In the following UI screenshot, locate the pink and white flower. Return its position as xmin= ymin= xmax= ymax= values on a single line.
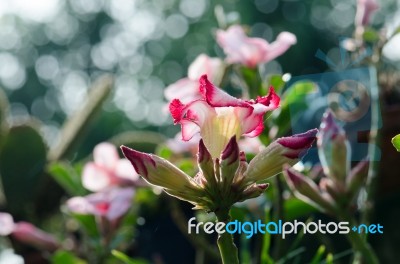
xmin=82 ymin=142 xmax=141 ymax=192
xmin=164 ymin=54 xmax=224 ymax=104
xmin=355 ymin=0 xmax=379 ymax=27
xmin=169 ymin=75 xmax=280 ymax=158
xmin=216 ymin=25 xmax=297 ymax=68
xmin=66 ymin=187 xmax=134 ymax=222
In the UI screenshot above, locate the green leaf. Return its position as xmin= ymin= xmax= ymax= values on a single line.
xmin=392 ymin=134 xmax=400 ymax=152
xmin=0 ymin=123 xmax=47 ymax=215
xmin=363 ymin=28 xmax=380 ymax=43
xmin=70 ymin=213 xmax=100 ymax=238
xmin=261 ymin=209 xmax=274 ymax=264
xmin=310 ymin=245 xmax=326 ymax=264
xmin=239 ymin=66 xmax=262 ymax=99
xmin=268 ymin=74 xmax=286 ymax=95
xmin=51 ymin=250 xmax=87 ymax=264
xmin=47 ymin=162 xmax=87 ymax=196
xmin=48 ymin=75 xmax=113 ymax=161
xmin=111 ymin=250 xmax=148 ymax=264
xmin=284 ymin=198 xmax=316 ymax=221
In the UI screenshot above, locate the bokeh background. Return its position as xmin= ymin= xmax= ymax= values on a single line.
xmin=1 ymin=0 xmax=400 ymax=263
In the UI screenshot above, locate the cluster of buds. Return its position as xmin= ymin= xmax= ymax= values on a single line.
xmin=284 ymin=111 xmax=369 ymax=214
xmin=122 ymin=75 xmax=317 ymax=213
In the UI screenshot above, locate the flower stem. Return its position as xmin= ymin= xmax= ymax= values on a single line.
xmin=338 ymin=211 xmax=379 ymax=264
xmin=215 ymin=209 xmax=239 ymax=264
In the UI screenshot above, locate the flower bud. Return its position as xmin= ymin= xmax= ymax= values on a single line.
xmin=12 ymin=222 xmax=59 ymax=252
xmin=197 ymin=139 xmax=217 ymax=188
xmin=346 ymin=159 xmax=369 ymax=201
xmin=244 ymin=129 xmax=318 ymax=184
xmin=220 ymin=136 xmax=240 ymax=192
xmin=239 ymin=183 xmax=269 ymax=201
xmin=318 ymin=111 xmax=350 ymax=183
xmin=284 ymin=167 xmax=335 ymax=213
xmin=121 ymin=146 xmax=204 ymax=201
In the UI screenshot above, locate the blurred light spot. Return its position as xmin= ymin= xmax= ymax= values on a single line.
xmin=114 ymin=74 xmax=139 ymax=111
xmin=147 ymin=100 xmax=169 ymax=125
xmin=45 ymin=13 xmax=79 ymax=45
xmin=35 ymin=55 xmax=59 ymax=80
xmin=106 ymin=0 xmax=136 ymax=21
xmin=70 ymin=0 xmax=104 ymax=15
xmin=125 ymin=98 xmax=148 ymax=122
xmin=310 ymin=5 xmax=330 ymax=30
xmin=40 ymin=123 xmax=60 ymax=147
xmin=0 ymin=17 xmax=21 ymax=50
xmin=126 ymin=11 xmax=159 ymax=40
xmin=251 ymin=23 xmax=273 ymax=41
xmin=141 ymin=77 xmax=164 ymax=101
xmin=91 ymin=43 xmax=117 ymax=70
xmin=282 ymin=73 xmax=292 ymax=82
xmin=330 ymin=3 xmax=353 ymax=28
xmin=165 ymin=14 xmax=189 ymax=39
xmin=6 ymin=0 xmax=61 ymax=23
xmin=254 ymin=0 xmax=278 ymax=14
xmin=31 ymin=97 xmax=54 ymax=121
xmin=180 ymin=0 xmax=208 ymax=19
xmin=59 ymin=71 xmax=88 ymax=115
xmin=0 ymin=53 xmax=26 ymax=90
xmin=282 ymin=2 xmax=306 ymax=22
xmin=8 ymin=103 xmax=29 ymax=125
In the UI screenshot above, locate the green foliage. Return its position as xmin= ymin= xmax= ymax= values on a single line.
xmin=392 ymin=134 xmax=400 ymax=152
xmin=51 ymin=250 xmax=87 ymax=264
xmin=0 ymin=123 xmax=47 ymax=215
xmin=0 ymin=88 xmax=9 ymax=147
xmin=47 ymin=162 xmax=87 ymax=196
xmin=363 ymin=28 xmax=380 ymax=43
xmin=111 ymin=250 xmax=148 ymax=264
xmin=269 ymin=80 xmax=317 ymax=138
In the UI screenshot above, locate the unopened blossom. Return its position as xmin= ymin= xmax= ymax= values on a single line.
xmin=82 ymin=142 xmax=142 ymax=192
xmin=216 ymin=25 xmax=297 ymax=68
xmin=66 ymin=187 xmax=134 ymax=222
xmin=0 ymin=213 xmax=59 ymax=252
xmin=284 ymin=110 xmax=369 ymax=213
xmin=355 ymin=0 xmax=379 ymax=27
xmin=169 ymin=75 xmax=280 ymax=158
xmin=164 ymin=54 xmax=225 ymax=103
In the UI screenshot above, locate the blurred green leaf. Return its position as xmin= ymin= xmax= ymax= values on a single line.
xmin=310 ymin=245 xmax=326 ymax=264
xmin=110 ymin=131 xmax=166 ymax=154
xmin=363 ymin=28 xmax=380 ymax=43
xmin=111 ymin=250 xmax=148 ymax=264
xmin=239 ymin=66 xmax=262 ymax=99
xmin=325 ymin=253 xmax=333 ymax=264
xmin=156 ymin=145 xmax=173 ymax=159
xmin=48 ymin=75 xmax=113 ymax=161
xmin=284 ymin=198 xmax=316 ymax=221
xmin=51 ymin=250 xmax=87 ymax=264
xmin=47 ymin=162 xmax=87 ymax=196
xmin=70 ymin=213 xmax=99 ymax=238
xmin=0 ymin=123 xmax=46 ymax=215
xmin=392 ymin=134 xmax=400 ymax=152
xmin=261 ymin=209 xmax=274 ymax=264
xmin=269 ymin=81 xmax=317 ymax=138
xmin=268 ymin=75 xmax=286 ymax=95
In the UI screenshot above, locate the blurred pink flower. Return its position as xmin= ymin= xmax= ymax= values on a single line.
xmin=66 ymin=187 xmax=134 ymax=222
xmin=164 ymin=54 xmax=224 ymax=104
xmin=355 ymin=0 xmax=379 ymax=27
xmin=216 ymin=25 xmax=297 ymax=68
xmin=0 ymin=212 xmax=59 ymax=252
xmin=238 ymin=136 xmax=264 ymax=154
xmin=169 ymin=75 xmax=280 ymax=158
xmin=82 ymin=142 xmax=141 ymax=192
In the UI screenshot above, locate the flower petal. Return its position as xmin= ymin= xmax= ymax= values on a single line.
xmin=0 ymin=213 xmax=15 ymax=236
xmin=263 ymin=32 xmax=297 ymax=62
xmin=188 ymin=54 xmax=224 ymax=83
xmin=82 ymin=162 xmax=113 ymax=192
xmin=164 ymin=78 xmax=200 ymax=103
xmin=199 ymin=75 xmax=249 ymax=108
xmin=93 ymin=142 xmax=119 ymax=169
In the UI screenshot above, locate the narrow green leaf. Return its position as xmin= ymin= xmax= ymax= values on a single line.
xmin=48 ymin=75 xmax=113 ymax=161
xmin=392 ymin=134 xmax=400 ymax=152
xmin=325 ymin=253 xmax=334 ymax=264
xmin=261 ymin=209 xmax=274 ymax=264
xmin=111 ymin=250 xmax=148 ymax=264
xmin=310 ymin=245 xmax=326 ymax=264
